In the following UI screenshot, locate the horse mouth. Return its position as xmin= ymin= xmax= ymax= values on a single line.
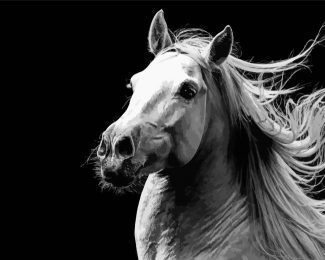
xmin=102 ymin=164 xmax=144 ymax=188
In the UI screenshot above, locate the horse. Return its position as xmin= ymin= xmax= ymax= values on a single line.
xmin=96 ymin=10 xmax=325 ymax=260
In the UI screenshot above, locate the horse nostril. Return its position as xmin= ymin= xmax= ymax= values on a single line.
xmin=97 ymin=138 xmax=109 ymax=158
xmin=115 ymin=136 xmax=134 ymax=158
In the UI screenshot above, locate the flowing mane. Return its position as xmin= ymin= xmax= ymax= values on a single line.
xmin=155 ymin=27 xmax=325 ymax=260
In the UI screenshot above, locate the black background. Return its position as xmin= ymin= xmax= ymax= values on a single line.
xmin=5 ymin=1 xmax=325 ymax=259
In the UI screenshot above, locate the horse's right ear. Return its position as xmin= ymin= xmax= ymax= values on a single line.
xmin=148 ymin=10 xmax=172 ymax=55
xmin=205 ymin=25 xmax=233 ymax=65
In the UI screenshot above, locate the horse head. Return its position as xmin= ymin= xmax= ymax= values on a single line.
xmin=97 ymin=10 xmax=233 ymax=191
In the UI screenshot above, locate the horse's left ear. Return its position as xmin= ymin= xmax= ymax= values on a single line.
xmin=148 ymin=10 xmax=173 ymax=55
xmin=205 ymin=25 xmax=233 ymax=65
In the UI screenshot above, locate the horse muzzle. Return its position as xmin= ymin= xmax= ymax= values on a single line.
xmin=97 ymin=121 xmax=172 ymax=188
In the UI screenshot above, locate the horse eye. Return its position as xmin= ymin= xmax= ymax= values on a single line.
xmin=179 ymin=83 xmax=197 ymax=100
xmin=125 ymin=78 xmax=134 ymax=90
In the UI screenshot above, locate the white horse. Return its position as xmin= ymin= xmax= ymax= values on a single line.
xmin=96 ymin=10 xmax=325 ymax=260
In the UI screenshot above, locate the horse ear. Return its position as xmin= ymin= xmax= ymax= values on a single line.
xmin=148 ymin=10 xmax=172 ymax=55
xmin=205 ymin=25 xmax=233 ymax=65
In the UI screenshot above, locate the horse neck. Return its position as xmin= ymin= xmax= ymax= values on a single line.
xmin=135 ymin=99 xmax=253 ymax=259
